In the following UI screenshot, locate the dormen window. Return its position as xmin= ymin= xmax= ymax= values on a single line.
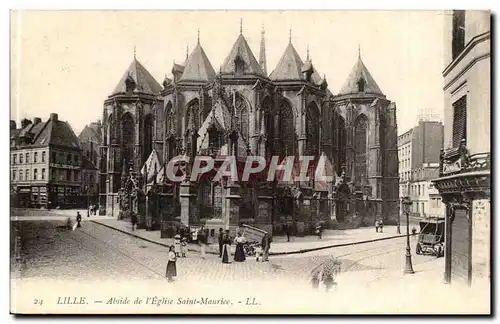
xmin=452 ymin=10 xmax=466 ymax=60
xmin=452 ymin=95 xmax=467 ymax=148
xmin=234 ymin=55 xmax=245 ymax=74
xmin=357 ymin=77 xmax=366 ymax=92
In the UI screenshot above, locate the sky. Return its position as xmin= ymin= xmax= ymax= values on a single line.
xmin=10 ymin=10 xmax=445 ymax=136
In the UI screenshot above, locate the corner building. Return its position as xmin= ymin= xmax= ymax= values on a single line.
xmin=99 ymin=27 xmax=399 ymax=237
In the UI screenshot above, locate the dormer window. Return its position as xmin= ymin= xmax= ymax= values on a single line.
xmin=125 ymin=73 xmax=136 ymax=93
xmin=234 ymin=55 xmax=245 ymax=74
xmin=357 ymin=77 xmax=366 ymax=92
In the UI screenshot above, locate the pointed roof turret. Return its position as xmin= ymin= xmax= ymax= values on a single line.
xmin=221 ymin=33 xmax=264 ymax=75
xmin=179 ymin=39 xmax=216 ymax=83
xmin=338 ymin=54 xmax=384 ymax=96
xmin=259 ymin=25 xmax=267 ymax=76
xmin=111 ymin=57 xmax=162 ymax=96
xmin=269 ymin=42 xmax=304 ymax=81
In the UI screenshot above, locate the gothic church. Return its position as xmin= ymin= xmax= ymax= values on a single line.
xmin=98 ymin=25 xmax=399 ymax=236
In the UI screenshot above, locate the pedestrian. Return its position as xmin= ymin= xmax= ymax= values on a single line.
xmin=412 ymin=227 xmax=417 ymax=236
xmin=131 ymin=213 xmax=137 ymax=231
xmin=285 ymin=224 xmax=291 ymax=242
xmin=76 ymin=212 xmax=82 ymax=228
xmin=316 ymin=225 xmax=323 ymax=239
xmin=174 ymin=231 xmax=181 ymax=257
xmin=233 ymin=232 xmax=246 ymax=262
xmin=218 ymin=228 xmax=224 ymax=258
xmin=311 ymin=272 xmax=320 ymax=289
xmin=261 ymin=233 xmax=271 ymax=262
xmin=379 ymin=220 xmax=384 ymax=233
xmin=322 ymin=270 xmax=336 ymax=292
xmin=165 ymin=245 xmax=177 ymax=282
xmin=180 ymin=237 xmax=188 ymax=258
xmin=191 ymin=228 xmax=197 ymax=244
xmin=221 ymin=230 xmax=231 ymax=264
xmin=198 ymin=227 xmax=206 ymax=258
xmin=375 ymin=220 xmax=379 ymax=233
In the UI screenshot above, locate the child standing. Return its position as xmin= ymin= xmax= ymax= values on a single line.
xmin=180 ymin=237 xmax=188 ymax=258
xmin=174 ymin=232 xmax=181 ymax=257
xmin=254 ymin=244 xmax=263 ymax=262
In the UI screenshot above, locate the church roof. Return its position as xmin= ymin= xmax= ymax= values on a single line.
xmin=221 ymin=34 xmax=263 ymax=75
xmin=338 ymin=56 xmax=383 ymax=96
xmin=111 ymin=58 xmax=163 ymax=96
xmin=179 ymin=43 xmax=216 ymax=83
xmin=269 ymin=43 xmax=304 ymax=81
xmin=78 ymin=123 xmax=102 ymax=144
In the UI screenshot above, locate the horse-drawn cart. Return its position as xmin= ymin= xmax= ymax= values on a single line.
xmin=240 ymin=224 xmax=268 ymax=256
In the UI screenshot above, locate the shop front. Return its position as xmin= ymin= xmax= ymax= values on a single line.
xmin=433 ymin=141 xmax=490 ymax=287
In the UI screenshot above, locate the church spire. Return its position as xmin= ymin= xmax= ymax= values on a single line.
xmin=289 ymin=29 xmax=292 ymax=44
xmin=133 ymin=45 xmax=136 ymax=59
xmin=240 ymin=18 xmax=243 ymax=34
xmin=259 ymin=24 xmax=267 ymax=76
xmin=358 ymin=44 xmax=361 ymax=59
xmin=197 ymin=29 xmax=200 ymax=44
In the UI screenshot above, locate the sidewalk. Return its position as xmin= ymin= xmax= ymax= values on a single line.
xmin=91 ymin=218 xmax=409 ymax=256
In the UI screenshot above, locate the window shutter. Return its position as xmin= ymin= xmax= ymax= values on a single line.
xmin=452 ymin=96 xmax=467 ymax=148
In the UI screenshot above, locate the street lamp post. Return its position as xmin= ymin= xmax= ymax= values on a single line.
xmin=402 ymin=196 xmax=414 ymax=274
xmin=397 ymin=198 xmax=401 ymax=234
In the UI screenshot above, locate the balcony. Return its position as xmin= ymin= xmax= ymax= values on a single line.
xmin=439 ymin=140 xmax=490 ymax=177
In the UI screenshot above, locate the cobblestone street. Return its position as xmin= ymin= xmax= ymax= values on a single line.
xmin=11 ymin=218 xmax=488 ymax=314
xmin=11 ymin=217 xmax=442 ymax=284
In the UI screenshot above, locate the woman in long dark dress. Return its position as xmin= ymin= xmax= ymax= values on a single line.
xmin=233 ymin=232 xmax=246 ymax=262
xmin=221 ymin=231 xmax=231 ymax=264
xmin=165 ymin=245 xmax=177 ymax=282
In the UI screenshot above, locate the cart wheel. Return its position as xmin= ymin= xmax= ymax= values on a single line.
xmin=416 ymin=243 xmax=422 ymax=255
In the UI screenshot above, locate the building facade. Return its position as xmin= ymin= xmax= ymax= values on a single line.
xmin=433 ymin=10 xmax=490 ymax=288
xmin=99 ymin=27 xmax=400 ymax=236
xmin=398 ymin=120 xmax=445 ymax=221
xmin=10 ymin=113 xmax=86 ymax=208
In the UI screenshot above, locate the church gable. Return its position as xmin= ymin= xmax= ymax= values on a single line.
xmin=221 ymin=34 xmax=264 ymax=76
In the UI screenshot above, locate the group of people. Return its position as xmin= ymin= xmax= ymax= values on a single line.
xmin=219 ymin=229 xmax=272 ymax=264
xmin=88 ymin=204 xmax=99 ymax=216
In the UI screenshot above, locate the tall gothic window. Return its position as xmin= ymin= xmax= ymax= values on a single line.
xmin=260 ymin=97 xmax=274 ymax=154
xmin=338 ymin=116 xmax=347 ymax=174
xmin=280 ymin=100 xmax=295 ymax=156
xmin=306 ymin=103 xmax=320 ymax=156
xmin=235 ymin=94 xmax=249 ymax=141
xmin=164 ymin=101 xmax=173 ymax=136
xmin=121 ymin=113 xmax=135 ymax=167
xmin=213 ymin=183 xmax=223 ymax=219
xmin=355 ymin=115 xmax=368 ymax=183
xmin=107 ymin=114 xmax=114 ymax=145
xmin=144 ymin=114 xmax=154 ymax=160
xmin=185 ymin=100 xmax=200 ymax=157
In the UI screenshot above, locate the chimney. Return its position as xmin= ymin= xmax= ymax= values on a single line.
xmin=50 ymin=113 xmax=58 ymax=121
xmin=10 ymin=120 xmax=16 ymax=130
xmin=21 ymin=118 xmax=32 ymax=128
xmin=34 ymin=117 xmax=42 ymax=124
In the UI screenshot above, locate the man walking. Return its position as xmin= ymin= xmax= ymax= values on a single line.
xmin=218 ymin=228 xmax=224 ymax=258
xmin=76 ymin=211 xmax=82 ymax=228
xmin=262 ymin=233 xmax=271 ymax=262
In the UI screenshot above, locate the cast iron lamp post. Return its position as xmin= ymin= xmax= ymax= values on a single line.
xmin=402 ymin=196 xmax=414 ymax=274
xmin=397 ymin=198 xmax=402 ymax=234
